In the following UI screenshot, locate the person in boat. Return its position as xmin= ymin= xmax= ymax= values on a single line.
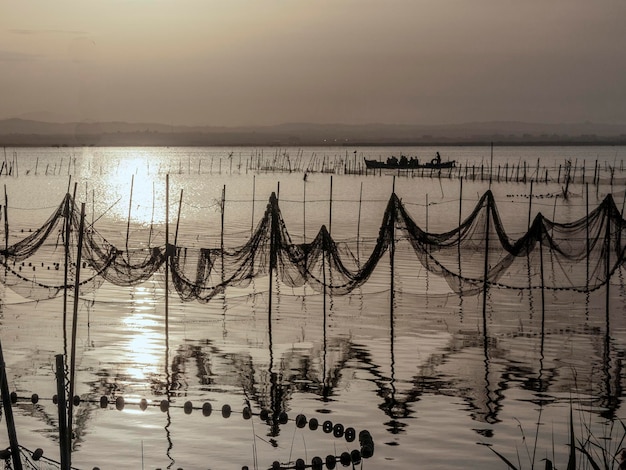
xmin=409 ymin=157 xmax=419 ymax=167
xmin=399 ymin=155 xmax=408 ymax=167
xmin=431 ymin=152 xmax=442 ymax=166
xmin=387 ymin=156 xmax=398 ymax=166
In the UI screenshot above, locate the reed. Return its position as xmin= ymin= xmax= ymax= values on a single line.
xmin=487 ymin=406 xmax=626 ymax=470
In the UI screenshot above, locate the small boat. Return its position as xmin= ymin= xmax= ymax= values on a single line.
xmin=364 ymin=152 xmax=455 ymax=170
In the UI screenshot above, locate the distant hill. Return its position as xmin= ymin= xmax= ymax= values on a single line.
xmin=1 ymin=118 xmax=626 ymax=146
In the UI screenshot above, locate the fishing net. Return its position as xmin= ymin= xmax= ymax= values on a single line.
xmin=1 ymin=191 xmax=625 ymax=302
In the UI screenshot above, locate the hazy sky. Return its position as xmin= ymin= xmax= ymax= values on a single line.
xmin=2 ymin=0 xmax=626 ymax=126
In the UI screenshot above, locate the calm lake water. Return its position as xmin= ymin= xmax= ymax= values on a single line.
xmin=1 ymin=145 xmax=626 ymax=469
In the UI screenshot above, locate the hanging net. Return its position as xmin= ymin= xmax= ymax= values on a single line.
xmin=0 ymin=190 xmax=624 ymax=302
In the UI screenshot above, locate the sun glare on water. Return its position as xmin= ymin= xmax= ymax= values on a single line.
xmin=92 ymin=149 xmax=168 ymax=226
xmin=120 ymin=286 xmax=163 ymax=381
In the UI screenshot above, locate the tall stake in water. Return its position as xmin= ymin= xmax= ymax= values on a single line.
xmin=251 ymin=175 xmax=256 ymax=237
xmin=389 ymin=177 xmax=397 ymax=412
xmin=221 ymin=185 xmax=225 ymax=284
xmin=458 ymin=178 xmax=463 ymax=295
xmin=303 ymin=175 xmax=306 ymax=243
xmin=489 ymin=142 xmax=493 ymax=189
xmin=482 ymin=192 xmax=492 ymax=340
xmin=0 ymin=336 xmax=22 ymax=470
xmin=603 ymin=195 xmax=612 ymax=403
xmin=329 ymin=175 xmax=333 ymax=235
xmin=126 ymin=175 xmax=134 ymax=253
xmin=538 ymin=219 xmax=546 ymax=376
xmin=527 ymin=180 xmax=534 ymax=231
xmin=164 ymin=175 xmax=170 ymax=387
xmin=322 ymin=176 xmax=334 ymax=391
xmin=68 ymin=203 xmax=86 ymax=468
xmin=356 ymin=181 xmax=363 ymax=265
xmin=63 ymin=182 xmax=77 ymax=357
xmin=174 ymin=190 xmax=183 ymax=248
xmin=586 ymin=184 xmax=590 ymax=291
xmin=4 ymin=184 xmax=9 ymax=252
xmin=268 ymin=190 xmax=278 ymax=376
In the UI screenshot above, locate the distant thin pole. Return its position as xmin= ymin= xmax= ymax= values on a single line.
xmin=126 ymin=175 xmax=134 ymax=253
xmin=148 ymin=182 xmax=155 ymax=247
xmin=174 ymin=189 xmax=183 ymax=247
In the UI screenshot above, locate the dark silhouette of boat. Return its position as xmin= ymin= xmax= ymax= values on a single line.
xmin=364 ymin=152 xmax=456 ymax=170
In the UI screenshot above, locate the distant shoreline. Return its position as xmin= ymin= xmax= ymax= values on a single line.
xmin=2 ymin=118 xmax=625 ymax=147
xmin=2 ymin=135 xmax=626 ymax=147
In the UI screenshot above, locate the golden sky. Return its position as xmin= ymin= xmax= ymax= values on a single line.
xmin=1 ymin=0 xmax=625 ymax=126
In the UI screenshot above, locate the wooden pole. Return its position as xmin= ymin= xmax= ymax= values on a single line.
xmin=221 ymin=185 xmax=225 ymax=284
xmin=389 ymin=179 xmax=396 ymax=392
xmin=489 ymin=142 xmax=494 ymax=189
xmin=482 ymin=192 xmax=492 ymax=338
xmin=268 ymin=191 xmax=277 ymax=340
xmin=67 ymin=203 xmax=86 ymax=467
xmin=329 ymin=175 xmax=333 ymax=236
xmin=586 ymin=184 xmax=590 ymax=291
xmin=322 ymin=220 xmax=328 ymax=391
xmin=458 ymin=178 xmax=464 ymax=294
xmin=0 ymin=339 xmax=23 ymax=470
xmin=164 ymin=174 xmax=170 ymax=375
xmin=63 ymin=184 xmax=77 ymax=354
xmin=251 ymin=175 xmax=256 ymax=237
xmin=605 ymin=198 xmax=611 ymax=331
xmin=528 ymin=180 xmax=533 ymax=231
xmin=357 ymin=181 xmax=363 ymax=265
xmin=4 ymin=185 xmax=8 ymax=252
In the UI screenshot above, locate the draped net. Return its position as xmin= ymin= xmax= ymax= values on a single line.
xmin=1 ymin=191 xmax=624 ymax=302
